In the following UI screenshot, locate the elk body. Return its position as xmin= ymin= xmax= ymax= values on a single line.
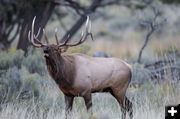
xmin=28 ymin=16 xmax=133 ymax=119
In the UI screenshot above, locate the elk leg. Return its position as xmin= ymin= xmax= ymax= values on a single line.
xmin=65 ymin=95 xmax=74 ymax=117
xmin=124 ymin=96 xmax=133 ymax=119
xmin=83 ymin=93 xmax=92 ymax=114
xmin=121 ymin=106 xmax=126 ymax=119
xmin=119 ymin=97 xmax=126 ymax=119
xmin=110 ymin=89 xmax=126 ymax=119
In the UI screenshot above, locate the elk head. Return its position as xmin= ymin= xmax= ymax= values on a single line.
xmin=28 ymin=16 xmax=93 ymax=59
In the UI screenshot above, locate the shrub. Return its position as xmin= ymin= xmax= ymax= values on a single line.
xmin=131 ymin=63 xmax=151 ymax=87
xmin=22 ymin=49 xmax=46 ymax=74
xmin=0 ymin=67 xmax=41 ymax=104
xmin=0 ymin=49 xmax=46 ymax=75
xmin=0 ymin=50 xmax=24 ymax=71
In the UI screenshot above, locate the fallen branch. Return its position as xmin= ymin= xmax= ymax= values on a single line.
xmin=144 ymin=59 xmax=175 ymax=68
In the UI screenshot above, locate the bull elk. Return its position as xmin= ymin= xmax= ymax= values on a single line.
xmin=28 ymin=16 xmax=133 ymax=119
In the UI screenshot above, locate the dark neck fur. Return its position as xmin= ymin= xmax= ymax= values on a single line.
xmin=45 ymin=53 xmax=76 ymax=90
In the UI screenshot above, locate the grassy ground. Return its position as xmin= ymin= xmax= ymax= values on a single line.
xmin=0 ymin=72 xmax=179 ymax=119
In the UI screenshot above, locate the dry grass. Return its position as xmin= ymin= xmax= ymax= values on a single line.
xmin=0 ymin=73 xmax=179 ymax=119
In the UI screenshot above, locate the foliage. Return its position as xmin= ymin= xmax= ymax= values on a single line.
xmin=0 ymin=50 xmax=24 ymax=71
xmin=22 ymin=48 xmax=46 ymax=74
xmin=0 ymin=49 xmax=46 ymax=75
xmin=0 ymin=67 xmax=40 ymax=104
xmin=131 ymin=63 xmax=151 ymax=86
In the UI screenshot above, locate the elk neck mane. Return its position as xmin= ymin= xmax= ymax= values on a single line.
xmin=45 ymin=52 xmax=76 ymax=89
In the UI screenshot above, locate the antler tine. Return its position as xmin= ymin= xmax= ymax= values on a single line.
xmin=84 ymin=16 xmax=93 ymax=41
xmin=86 ymin=16 xmax=90 ymax=32
xmin=64 ymin=34 xmax=70 ymax=44
xmin=87 ymin=18 xmax=93 ymax=41
xmin=28 ymin=31 xmax=32 ymax=43
xmin=58 ymin=34 xmax=70 ymax=46
xmin=34 ymin=28 xmax=43 ymax=44
xmin=43 ymin=29 xmax=49 ymax=44
xmin=55 ymin=28 xmax=59 ymax=45
xmin=63 ymin=16 xmax=93 ymax=47
xmin=28 ymin=16 xmax=44 ymax=47
xmin=78 ymin=16 xmax=91 ymax=42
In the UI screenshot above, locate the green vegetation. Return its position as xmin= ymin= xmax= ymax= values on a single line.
xmin=0 ymin=48 xmax=179 ymax=119
xmin=0 ymin=66 xmax=179 ymax=119
xmin=0 ymin=67 xmax=40 ymax=104
xmin=0 ymin=49 xmax=46 ymax=75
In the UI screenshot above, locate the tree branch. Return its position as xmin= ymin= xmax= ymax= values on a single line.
xmin=60 ymin=0 xmax=103 ymax=43
xmin=137 ymin=7 xmax=166 ymax=63
xmin=53 ymin=0 xmax=85 ymax=15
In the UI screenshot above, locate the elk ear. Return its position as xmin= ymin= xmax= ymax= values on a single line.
xmin=59 ymin=46 xmax=69 ymax=53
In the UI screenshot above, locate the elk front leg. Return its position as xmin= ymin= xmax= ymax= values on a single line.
xmin=83 ymin=93 xmax=92 ymax=114
xmin=65 ymin=95 xmax=74 ymax=117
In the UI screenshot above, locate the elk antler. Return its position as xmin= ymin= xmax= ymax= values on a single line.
xmin=29 ymin=16 xmax=93 ymax=48
xmin=58 ymin=16 xmax=93 ymax=47
xmin=55 ymin=28 xmax=59 ymax=45
xmin=28 ymin=16 xmax=47 ymax=47
xmin=43 ymin=29 xmax=49 ymax=44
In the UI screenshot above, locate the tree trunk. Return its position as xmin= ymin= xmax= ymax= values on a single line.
xmin=0 ymin=34 xmax=9 ymax=50
xmin=17 ymin=2 xmax=55 ymax=53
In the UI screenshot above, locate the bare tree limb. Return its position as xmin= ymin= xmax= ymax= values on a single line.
xmin=149 ymin=65 xmax=180 ymax=73
xmin=144 ymin=59 xmax=175 ymax=68
xmin=137 ymin=7 xmax=166 ymax=63
xmin=53 ymin=0 xmax=85 ymax=15
xmin=60 ymin=0 xmax=103 ymax=43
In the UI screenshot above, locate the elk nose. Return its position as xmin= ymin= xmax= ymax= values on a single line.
xmin=43 ymin=46 xmax=49 ymax=53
